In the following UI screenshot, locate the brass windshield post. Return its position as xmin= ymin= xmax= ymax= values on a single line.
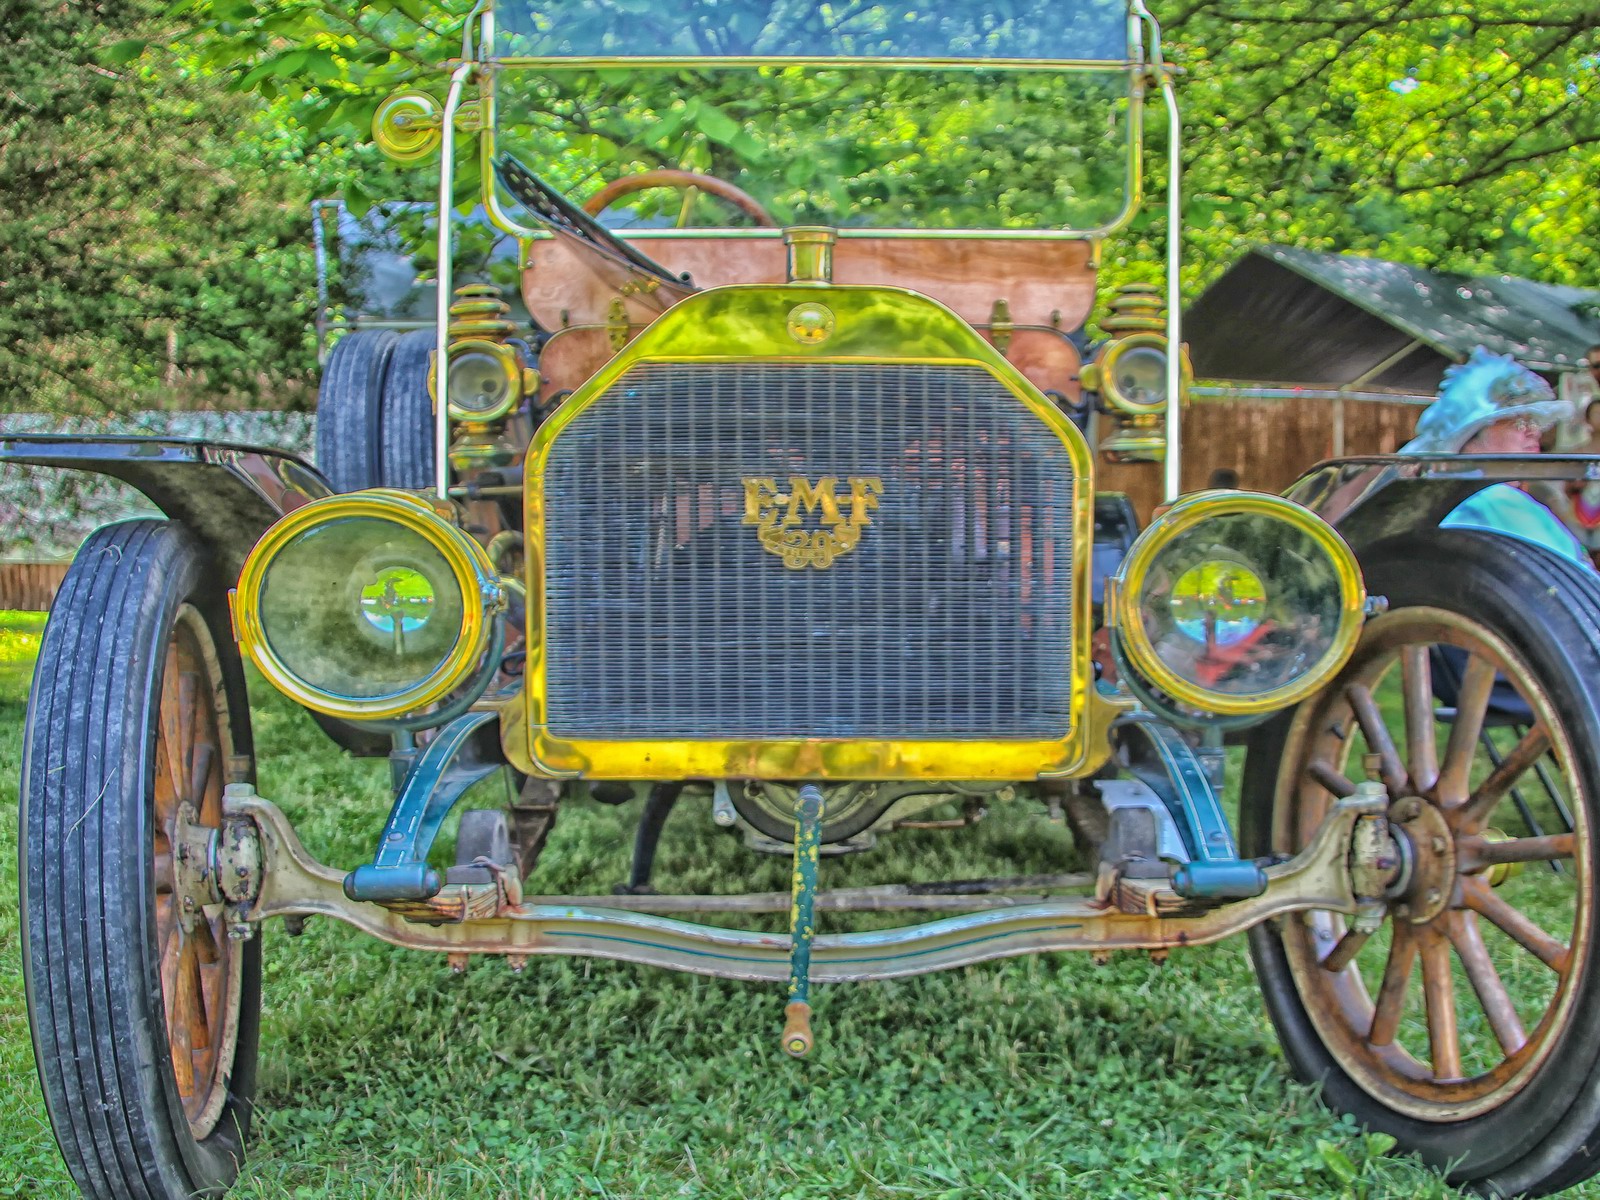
xmin=785 ymin=227 xmax=836 ymax=284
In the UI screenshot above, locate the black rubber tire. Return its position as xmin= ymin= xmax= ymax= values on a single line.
xmin=1243 ymin=530 xmax=1600 ymax=1198
xmin=22 ymin=520 xmax=262 ymax=1199
xmin=379 ymin=328 xmax=438 ymax=490
xmin=316 ymin=328 xmax=400 ymax=492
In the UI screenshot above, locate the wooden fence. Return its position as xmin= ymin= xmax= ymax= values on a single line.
xmin=0 ymin=562 xmax=68 ymax=613
xmin=1098 ymin=391 xmax=1425 ymax=520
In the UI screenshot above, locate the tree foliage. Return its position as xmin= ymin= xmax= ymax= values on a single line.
xmin=5 ymin=1 xmax=1596 ymax=416
xmin=0 ymin=0 xmax=325 ymax=414
xmin=1152 ymin=2 xmax=1600 ymax=290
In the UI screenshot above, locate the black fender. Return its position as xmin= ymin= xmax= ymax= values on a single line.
xmin=1286 ymin=452 xmax=1600 ymax=554
xmin=0 ymin=435 xmax=389 ymax=756
xmin=0 ymin=434 xmax=330 ymax=580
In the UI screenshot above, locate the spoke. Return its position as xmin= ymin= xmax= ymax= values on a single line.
xmin=1455 ymin=725 xmax=1550 ymax=831
xmin=1438 ymin=655 xmax=1498 ymax=805
xmin=185 ymin=946 xmax=211 ymax=1051
xmin=1464 ymin=882 xmax=1571 ymax=973
xmin=158 ymin=644 xmax=187 ymax=811
xmin=1420 ymin=928 xmax=1462 ymax=1080
xmin=1347 ymin=683 xmax=1408 ymax=798
xmin=1370 ymin=921 xmax=1417 ymax=1046
xmin=199 ymin=734 xmax=225 ymax=826
xmin=1401 ymin=646 xmax=1439 ymax=796
xmin=152 ymin=850 xmax=174 ymax=895
xmin=191 ymin=916 xmax=221 ymax=966
xmin=1448 ymin=912 xmax=1527 ymax=1056
xmin=1308 ymin=759 xmax=1357 ymax=799
xmin=1459 ymin=833 xmax=1576 ymax=872
xmin=189 ymin=741 xmax=215 ymax=815
xmin=176 ymin=671 xmax=198 ymax=799
xmin=1322 ymin=927 xmax=1370 ymax=973
xmin=169 ymin=940 xmax=197 ymax=1096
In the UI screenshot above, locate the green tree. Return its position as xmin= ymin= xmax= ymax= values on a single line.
xmin=0 ymin=0 xmax=324 ymax=414
xmin=1151 ymin=2 xmax=1600 ymax=289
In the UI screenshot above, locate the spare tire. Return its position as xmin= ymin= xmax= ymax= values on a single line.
xmin=379 ymin=328 xmax=438 ymax=490
xmin=316 ymin=328 xmax=400 ymax=492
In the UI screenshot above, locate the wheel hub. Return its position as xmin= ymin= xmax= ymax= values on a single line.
xmin=1386 ymin=795 xmax=1456 ymax=924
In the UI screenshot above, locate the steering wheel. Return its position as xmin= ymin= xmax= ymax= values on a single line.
xmin=581 ymin=169 xmax=778 ymax=228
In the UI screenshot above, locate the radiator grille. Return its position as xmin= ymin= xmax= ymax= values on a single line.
xmin=541 ymin=362 xmax=1075 ymax=740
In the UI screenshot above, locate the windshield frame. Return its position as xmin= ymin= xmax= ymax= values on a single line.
xmin=474 ymin=1 xmax=1151 ymax=242
xmin=425 ymin=0 xmax=1187 ymax=506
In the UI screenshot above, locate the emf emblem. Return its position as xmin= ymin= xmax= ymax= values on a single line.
xmin=742 ymin=476 xmax=884 ymax=570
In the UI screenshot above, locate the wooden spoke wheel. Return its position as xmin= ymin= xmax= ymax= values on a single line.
xmin=23 ymin=520 xmax=260 ymax=1200
xmin=1245 ymin=531 xmax=1600 ymax=1197
xmin=154 ymin=608 xmax=246 ymax=1138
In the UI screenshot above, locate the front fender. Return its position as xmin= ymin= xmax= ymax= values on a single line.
xmin=1 ymin=435 xmax=390 ymax=757
xmin=1286 ymin=452 xmax=1600 ymax=553
xmin=0 ymin=435 xmax=331 ymax=581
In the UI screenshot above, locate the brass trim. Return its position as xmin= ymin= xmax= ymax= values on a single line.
xmin=523 ymin=284 xmax=1103 ymax=780
xmin=1096 ymin=332 xmax=1186 ymax=416
xmin=785 ymin=227 xmax=836 ymax=283
xmin=233 ymin=490 xmax=503 ymax=721
xmin=431 ymin=337 xmax=524 ymax=423
xmin=1111 ymin=491 xmax=1366 ymax=716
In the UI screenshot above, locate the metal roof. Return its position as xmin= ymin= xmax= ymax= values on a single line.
xmin=1186 ymin=245 xmax=1600 ymax=390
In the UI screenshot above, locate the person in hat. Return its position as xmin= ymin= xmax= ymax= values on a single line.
xmin=1542 ymin=345 xmax=1600 ymax=559
xmin=1400 ymin=345 xmax=1588 ymax=566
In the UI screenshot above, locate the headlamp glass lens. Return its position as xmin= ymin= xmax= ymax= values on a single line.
xmin=359 ymin=565 xmax=438 ymax=639
xmin=1112 ymin=345 xmax=1167 ymax=410
xmin=1135 ymin=513 xmax=1347 ymax=700
xmin=1171 ymin=559 xmax=1266 ymax=647
xmin=260 ymin=517 xmax=466 ymax=700
xmin=448 ymin=350 xmax=512 ymax=415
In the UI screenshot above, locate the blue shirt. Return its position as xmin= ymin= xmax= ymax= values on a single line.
xmin=1443 ymin=484 xmax=1590 ymax=565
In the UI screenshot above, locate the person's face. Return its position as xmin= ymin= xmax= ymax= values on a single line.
xmin=1463 ymin=416 xmax=1542 ymax=455
xmin=1588 ymin=347 xmax=1600 ymax=384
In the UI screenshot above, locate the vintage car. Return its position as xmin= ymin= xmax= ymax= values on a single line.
xmin=8 ymin=1 xmax=1600 ymax=1197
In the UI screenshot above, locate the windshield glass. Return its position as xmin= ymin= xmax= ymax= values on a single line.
xmin=491 ymin=66 xmax=1135 ymax=232
xmin=491 ymin=0 xmax=1133 ymax=63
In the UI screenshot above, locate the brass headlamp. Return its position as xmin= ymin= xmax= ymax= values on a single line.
xmin=1107 ymin=492 xmax=1365 ymax=722
xmin=428 ymin=284 xmax=536 ymax=424
xmin=1081 ymin=284 xmax=1189 ymax=463
xmin=232 ymin=490 xmax=505 ymax=721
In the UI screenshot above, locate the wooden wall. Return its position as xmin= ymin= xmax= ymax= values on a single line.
xmin=1097 ymin=394 xmax=1424 ymax=521
xmin=0 ymin=562 xmax=68 ymax=613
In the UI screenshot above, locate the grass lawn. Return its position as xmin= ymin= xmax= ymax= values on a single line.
xmin=0 ymin=607 xmax=1592 ymax=1199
